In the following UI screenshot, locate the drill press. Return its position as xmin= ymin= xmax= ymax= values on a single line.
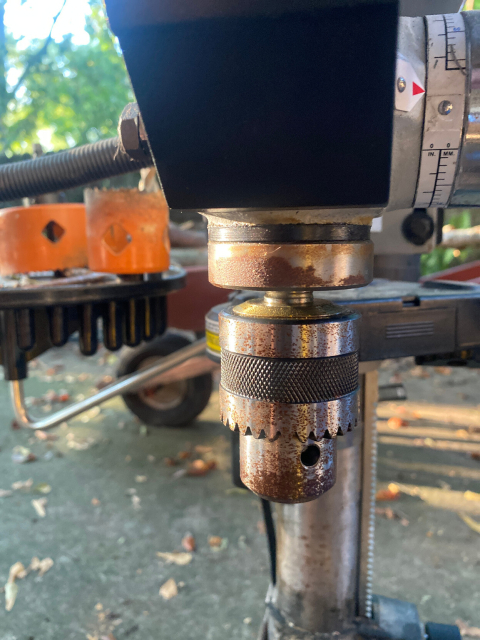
xmin=104 ymin=0 xmax=480 ymax=636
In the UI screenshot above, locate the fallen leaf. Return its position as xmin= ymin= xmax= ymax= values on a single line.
xmin=5 ymin=582 xmax=18 ymax=612
xmin=66 ymin=433 xmax=96 ymax=450
xmin=187 ymin=459 xmax=216 ymax=476
xmin=434 ymin=366 xmax=452 ymax=376
xmin=135 ymin=475 xmax=147 ymax=483
xmin=194 ymin=445 xmax=212 ymax=454
xmin=244 ymin=617 xmax=252 ymax=625
xmin=376 ymin=484 xmax=400 ymax=502
xmin=209 ymin=535 xmax=222 ymax=547
xmin=0 ymin=489 xmax=12 ymax=498
xmin=4 ymin=562 xmax=26 ymax=611
xmin=10 ymin=420 xmax=21 ymax=430
xmin=8 ymin=562 xmax=26 ymax=582
xmin=131 ymin=495 xmax=141 ymax=510
xmin=456 ymin=619 xmax=480 ymax=638
xmin=91 ymin=498 xmax=101 ymax=506
xmin=11 ymin=478 xmax=33 ymax=491
xmin=31 ymin=557 xmax=53 ymax=577
xmin=178 ymin=450 xmax=192 ymax=460
xmin=459 ymin=513 xmax=480 ymax=534
xmin=45 ymin=365 xmax=64 ymax=375
xmin=164 ymin=457 xmax=177 ymax=467
xmin=34 ymin=483 xmax=51 ymax=494
xmin=156 ymin=552 xmax=192 ymax=566
xmin=12 ymin=446 xmax=36 ymax=464
xmin=456 ymin=429 xmax=470 ymax=439
xmin=181 ymin=534 xmax=196 ymax=552
xmin=159 ymin=578 xmax=178 ymax=600
xmin=387 ymin=417 xmax=409 ymax=429
xmin=79 ymin=406 xmax=101 ymax=423
xmin=31 ymin=498 xmax=47 ymax=517
xmin=34 ymin=431 xmax=57 ymax=441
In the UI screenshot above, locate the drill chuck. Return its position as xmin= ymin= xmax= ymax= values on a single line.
xmin=219 ymin=293 xmax=359 ymax=503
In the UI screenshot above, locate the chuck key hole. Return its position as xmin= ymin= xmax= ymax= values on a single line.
xmin=301 ymin=445 xmax=321 ymax=467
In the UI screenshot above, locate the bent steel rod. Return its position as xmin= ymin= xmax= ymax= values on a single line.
xmin=10 ymin=338 xmax=206 ymax=430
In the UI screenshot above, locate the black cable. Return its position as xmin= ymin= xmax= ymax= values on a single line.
xmin=0 ymin=137 xmax=153 ymax=202
xmin=260 ymin=498 xmax=277 ymax=585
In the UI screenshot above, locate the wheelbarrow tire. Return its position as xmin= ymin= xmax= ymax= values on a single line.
xmin=117 ymin=333 xmax=213 ymax=427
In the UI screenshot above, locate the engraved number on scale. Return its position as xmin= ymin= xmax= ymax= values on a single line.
xmin=414 ymin=14 xmax=466 ymax=208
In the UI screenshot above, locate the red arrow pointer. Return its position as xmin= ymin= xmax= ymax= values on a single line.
xmin=412 ymin=82 xmax=425 ymax=96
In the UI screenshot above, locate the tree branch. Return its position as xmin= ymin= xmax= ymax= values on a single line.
xmin=11 ymin=0 xmax=68 ymax=96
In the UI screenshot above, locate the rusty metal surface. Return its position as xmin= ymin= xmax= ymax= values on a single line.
xmin=241 ymin=433 xmax=336 ymax=504
xmin=219 ymin=296 xmax=359 ymax=503
xmin=220 ymin=386 xmax=358 ymax=442
xmin=208 ymin=241 xmax=373 ymax=290
xmin=219 ymin=307 xmax=359 ymax=359
xmin=221 ymin=350 xmax=358 ymax=403
xmin=358 ymin=369 xmax=379 ymax=619
xmin=274 ymin=430 xmax=362 ymax=632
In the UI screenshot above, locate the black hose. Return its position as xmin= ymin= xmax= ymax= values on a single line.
xmin=260 ymin=498 xmax=277 ymax=585
xmin=0 ymin=137 xmax=153 ymax=202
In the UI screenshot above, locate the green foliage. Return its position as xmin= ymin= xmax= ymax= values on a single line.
xmin=2 ymin=0 xmax=133 ymax=154
xmin=421 ymin=210 xmax=478 ymax=276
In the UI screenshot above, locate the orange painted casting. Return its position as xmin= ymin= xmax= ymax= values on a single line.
xmin=0 ymin=203 xmax=87 ymax=276
xmin=85 ymin=188 xmax=170 ymax=274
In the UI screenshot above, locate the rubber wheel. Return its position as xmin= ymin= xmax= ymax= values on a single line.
xmin=118 ymin=333 xmax=213 ymax=427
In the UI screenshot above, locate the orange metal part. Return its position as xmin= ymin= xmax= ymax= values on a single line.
xmin=85 ymin=188 xmax=170 ymax=274
xmin=0 ymin=203 xmax=87 ymax=276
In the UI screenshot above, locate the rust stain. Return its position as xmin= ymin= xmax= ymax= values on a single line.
xmin=209 ymin=242 xmax=373 ymax=290
xmin=239 ymin=434 xmax=337 ymax=503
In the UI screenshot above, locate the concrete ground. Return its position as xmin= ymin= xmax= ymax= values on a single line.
xmin=0 ymin=342 xmax=479 ymax=639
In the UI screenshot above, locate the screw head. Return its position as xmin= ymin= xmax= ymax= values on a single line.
xmin=438 ymin=100 xmax=453 ymax=115
xmin=397 ymin=77 xmax=407 ymax=93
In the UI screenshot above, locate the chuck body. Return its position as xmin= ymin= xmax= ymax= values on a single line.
xmin=219 ymin=294 xmax=359 ymax=503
